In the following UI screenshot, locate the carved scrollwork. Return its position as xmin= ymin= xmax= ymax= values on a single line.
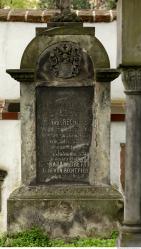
xmin=48 ymin=42 xmax=82 ymax=79
xmin=122 ymin=67 xmax=141 ymax=93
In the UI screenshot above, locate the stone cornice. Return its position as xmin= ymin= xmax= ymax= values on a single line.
xmin=6 ymin=69 xmax=35 ymax=83
xmin=95 ymin=68 xmax=120 ymax=82
xmin=6 ymin=68 xmax=121 ymax=84
xmin=121 ymin=66 xmax=141 ymax=94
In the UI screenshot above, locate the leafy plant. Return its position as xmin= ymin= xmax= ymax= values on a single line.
xmin=0 ymin=227 xmax=51 ymax=247
xmin=0 ymin=0 xmax=117 ymax=9
xmin=39 ymin=0 xmax=91 ymax=10
xmin=39 ymin=0 xmax=55 ymax=9
xmin=106 ymin=0 xmax=117 ymax=9
xmin=51 ymin=237 xmax=117 ymax=247
xmin=110 ymin=230 xmax=119 ymax=239
xmin=72 ymin=0 xmax=90 ymax=9
xmin=0 ymin=228 xmax=118 ymax=247
xmin=0 ymin=0 xmax=38 ymax=9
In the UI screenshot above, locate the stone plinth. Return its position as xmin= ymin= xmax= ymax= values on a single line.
xmin=8 ymin=186 xmax=122 ymax=238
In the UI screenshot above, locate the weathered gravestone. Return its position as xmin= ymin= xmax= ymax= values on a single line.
xmin=7 ymin=10 xmax=122 ymax=237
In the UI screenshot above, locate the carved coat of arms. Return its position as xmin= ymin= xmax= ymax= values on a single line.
xmin=49 ymin=42 xmax=82 ymax=79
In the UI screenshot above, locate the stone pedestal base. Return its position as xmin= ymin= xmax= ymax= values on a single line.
xmin=7 ymin=186 xmax=123 ymax=238
xmin=118 ymin=225 xmax=141 ymax=246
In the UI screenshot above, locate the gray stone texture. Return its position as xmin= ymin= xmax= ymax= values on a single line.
xmin=117 ymin=0 xmax=141 ymax=245
xmin=118 ymin=225 xmax=141 ymax=247
xmin=20 ymin=83 xmax=36 ymax=185
xmin=124 ymin=94 xmax=141 ymax=224
xmin=118 ymin=67 xmax=141 ymax=246
xmin=91 ymin=81 xmax=110 ymax=185
xmin=8 ymin=186 xmax=123 ymax=238
xmin=117 ymin=0 xmax=141 ymax=66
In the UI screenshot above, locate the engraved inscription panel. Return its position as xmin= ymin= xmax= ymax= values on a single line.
xmin=36 ymin=87 xmax=94 ymax=184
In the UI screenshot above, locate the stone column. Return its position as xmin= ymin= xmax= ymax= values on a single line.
xmin=6 ymin=69 xmax=36 ymax=185
xmin=119 ymin=67 xmax=141 ymax=246
xmin=92 ymin=69 xmax=120 ymax=185
xmin=20 ymin=82 xmax=36 ymax=185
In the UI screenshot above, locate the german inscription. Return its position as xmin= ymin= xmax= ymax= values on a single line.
xmin=36 ymin=87 xmax=94 ymax=184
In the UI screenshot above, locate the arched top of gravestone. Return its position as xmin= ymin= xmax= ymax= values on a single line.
xmin=20 ymin=26 xmax=110 ymax=72
xmin=36 ymin=41 xmax=94 ymax=86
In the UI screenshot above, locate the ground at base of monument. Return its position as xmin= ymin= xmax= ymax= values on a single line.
xmin=7 ymin=185 xmax=123 ymax=239
xmin=118 ymin=231 xmax=141 ymax=246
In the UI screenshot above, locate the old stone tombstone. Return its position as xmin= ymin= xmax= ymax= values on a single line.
xmin=7 ymin=19 xmax=122 ymax=237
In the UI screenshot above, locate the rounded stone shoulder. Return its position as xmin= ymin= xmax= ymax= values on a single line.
xmin=20 ymin=25 xmax=110 ymax=70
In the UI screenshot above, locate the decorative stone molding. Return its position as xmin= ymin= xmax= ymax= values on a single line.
xmin=6 ymin=69 xmax=35 ymax=83
xmin=95 ymin=68 xmax=120 ymax=82
xmin=122 ymin=67 xmax=141 ymax=94
xmin=10 ymin=185 xmax=122 ymax=200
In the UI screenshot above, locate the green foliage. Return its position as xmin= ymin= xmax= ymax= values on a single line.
xmin=0 ymin=0 xmax=37 ymax=9
xmin=39 ymin=0 xmax=91 ymax=9
xmin=0 ymin=0 xmax=117 ymax=9
xmin=110 ymin=230 xmax=119 ymax=239
xmin=72 ymin=0 xmax=90 ymax=9
xmin=106 ymin=0 xmax=117 ymax=9
xmin=0 ymin=227 xmax=51 ymax=247
xmin=39 ymin=0 xmax=55 ymax=9
xmin=0 ymin=227 xmax=118 ymax=247
xmin=51 ymin=237 xmax=116 ymax=247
